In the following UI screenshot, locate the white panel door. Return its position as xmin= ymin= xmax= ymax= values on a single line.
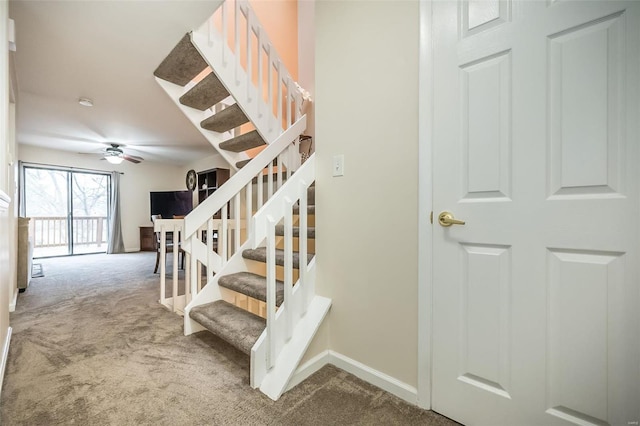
xmin=431 ymin=1 xmax=639 ymax=425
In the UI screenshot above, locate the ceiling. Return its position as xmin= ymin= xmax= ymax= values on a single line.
xmin=10 ymin=0 xmax=224 ymax=165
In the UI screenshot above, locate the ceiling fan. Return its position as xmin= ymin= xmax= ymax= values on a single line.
xmin=101 ymin=143 xmax=144 ymax=165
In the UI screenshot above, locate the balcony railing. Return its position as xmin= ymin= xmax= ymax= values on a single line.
xmin=29 ymin=216 xmax=108 ymax=255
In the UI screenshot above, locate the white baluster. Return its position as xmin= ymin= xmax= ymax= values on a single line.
xmin=221 ymin=1 xmax=227 ymax=65
xmin=284 ymin=197 xmax=294 ymax=341
xmin=268 ymin=161 xmax=274 ymax=199
xmin=185 ymin=251 xmax=191 ymax=304
xmin=173 ymin=224 xmax=179 ymax=313
xmin=276 ymin=60 xmax=282 ymax=129
xmin=245 ymin=182 xmax=253 ymax=237
xmin=196 ymin=227 xmax=203 ymax=293
xmin=207 ymin=218 xmax=214 ymax=283
xmin=299 ymin=181 xmax=309 ymax=314
xmin=191 ymin=235 xmax=199 ymax=297
xmin=234 ymin=192 xmax=241 ymax=253
xmin=268 ymin=46 xmax=273 ymax=131
xmin=286 ymin=77 xmax=292 ymax=127
xmin=217 ymin=221 xmax=223 ymax=260
xmin=257 ymin=28 xmax=263 ymax=117
xmin=277 ymin=153 xmax=283 ymax=190
xmin=160 ymin=225 xmax=166 ymax=305
xmin=246 ymin=12 xmax=252 ymax=102
xmin=257 ymin=171 xmax=264 ymax=209
xmin=295 ymin=88 xmax=302 ymax=121
xmin=221 ymin=204 xmax=228 ymax=263
xmin=234 ymin=0 xmax=241 ymax=85
xmin=266 ymin=217 xmax=277 ymax=369
xmin=287 ymin=143 xmax=293 ymax=180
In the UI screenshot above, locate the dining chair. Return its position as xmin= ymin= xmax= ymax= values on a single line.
xmin=151 ymin=214 xmax=185 ymax=273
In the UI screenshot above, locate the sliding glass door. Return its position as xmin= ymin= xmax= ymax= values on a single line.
xmin=23 ymin=166 xmax=110 ymax=258
xmin=71 ymin=172 xmax=110 ymax=254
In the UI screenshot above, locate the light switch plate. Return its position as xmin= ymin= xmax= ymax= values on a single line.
xmin=333 ymin=154 xmax=344 ymax=177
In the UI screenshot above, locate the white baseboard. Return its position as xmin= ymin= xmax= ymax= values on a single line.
xmin=126 ymin=247 xmax=141 ymax=253
xmin=9 ymin=287 xmax=17 ymax=312
xmin=0 ymin=327 xmax=12 ymax=399
xmin=328 ymin=351 xmax=418 ymax=405
xmin=287 ymin=349 xmax=418 ymax=406
xmin=286 ymin=350 xmax=330 ymax=391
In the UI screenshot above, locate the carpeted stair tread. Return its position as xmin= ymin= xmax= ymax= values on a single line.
xmin=220 ymin=130 xmax=266 ymax=153
xmin=237 ymin=157 xmax=279 ymax=169
xmin=307 ymin=186 xmax=315 ymax=204
xmin=275 ymin=225 xmax=316 ymax=239
xmin=293 ymin=205 xmax=316 ymax=215
xmin=219 ymin=272 xmax=284 ymax=306
xmin=189 ymin=300 xmax=265 ymax=355
xmin=236 ymin=159 xmax=252 ymax=169
xmin=252 ymin=174 xmax=289 ymax=184
xmin=243 ymin=248 xmax=314 ymax=269
xmin=201 ymin=104 xmax=249 ymax=132
xmin=180 ymin=73 xmax=230 ymax=111
xmin=154 ymin=34 xmax=208 ymax=86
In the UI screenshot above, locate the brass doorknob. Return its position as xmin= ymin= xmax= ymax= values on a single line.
xmin=438 ymin=211 xmax=466 ymax=227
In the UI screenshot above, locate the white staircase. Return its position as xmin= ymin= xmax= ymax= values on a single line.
xmin=153 ymin=0 xmax=329 ymax=401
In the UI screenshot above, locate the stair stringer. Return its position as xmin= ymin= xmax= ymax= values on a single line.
xmin=250 ymin=258 xmax=331 ymax=400
xmin=259 ymin=296 xmax=331 ymax=400
xmin=155 ymin=76 xmax=248 ymax=171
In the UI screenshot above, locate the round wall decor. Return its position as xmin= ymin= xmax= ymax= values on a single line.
xmin=186 ymin=169 xmax=197 ymax=191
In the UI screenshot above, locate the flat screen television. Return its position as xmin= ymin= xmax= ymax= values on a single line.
xmin=150 ymin=191 xmax=193 ymax=220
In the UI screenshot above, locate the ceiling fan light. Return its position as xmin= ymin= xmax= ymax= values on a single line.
xmin=105 ymin=155 xmax=123 ymax=165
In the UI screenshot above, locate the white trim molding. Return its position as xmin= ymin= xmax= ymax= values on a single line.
xmin=0 ymin=326 xmax=12 ymax=398
xmin=0 ymin=191 xmax=9 ymax=207
xmin=330 ymin=351 xmax=419 ymax=405
xmin=287 ymin=350 xmax=419 ymax=406
xmin=417 ymin=0 xmax=434 ymax=411
xmin=286 ymin=350 xmax=330 ymax=391
xmin=9 ymin=287 xmax=17 ymax=313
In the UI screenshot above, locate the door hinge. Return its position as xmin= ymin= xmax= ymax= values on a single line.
xmin=430 ymin=211 xmax=433 ymax=224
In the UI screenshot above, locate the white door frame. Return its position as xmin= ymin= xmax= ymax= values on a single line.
xmin=417 ymin=0 xmax=433 ymax=410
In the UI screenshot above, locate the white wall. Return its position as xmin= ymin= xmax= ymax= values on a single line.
xmin=18 ymin=145 xmax=185 ymax=251
xmin=0 ymin=0 xmax=15 ymax=395
xmin=315 ymin=1 xmax=420 ymax=387
xmin=298 ymin=0 xmax=315 ymax=139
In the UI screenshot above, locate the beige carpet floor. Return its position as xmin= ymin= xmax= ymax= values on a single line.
xmin=1 ymin=252 xmax=457 ymax=425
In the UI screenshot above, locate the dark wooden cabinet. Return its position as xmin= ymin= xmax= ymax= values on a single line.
xmin=140 ymin=226 xmax=155 ymax=251
xmin=197 ymin=168 xmax=230 ymax=204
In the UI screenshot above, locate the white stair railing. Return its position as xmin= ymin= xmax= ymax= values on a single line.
xmin=249 ymin=153 xmax=316 ymax=392
xmin=156 ymin=1 xmax=326 ymax=398
xmin=182 ymin=152 xmax=320 ymax=399
xmin=192 ymin=0 xmax=305 ymax=150
xmin=154 ymin=219 xmax=188 ymax=313
xmin=156 ymin=0 xmax=310 ymax=315
xmin=181 ymin=116 xmax=307 ymax=304
xmin=155 ymin=0 xmax=306 ymax=172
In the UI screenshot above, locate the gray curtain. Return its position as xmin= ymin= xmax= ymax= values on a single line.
xmin=107 ymin=171 xmax=125 ymax=254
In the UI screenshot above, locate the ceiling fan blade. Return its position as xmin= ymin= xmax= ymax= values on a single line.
xmin=122 ymin=154 xmax=143 ymax=164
